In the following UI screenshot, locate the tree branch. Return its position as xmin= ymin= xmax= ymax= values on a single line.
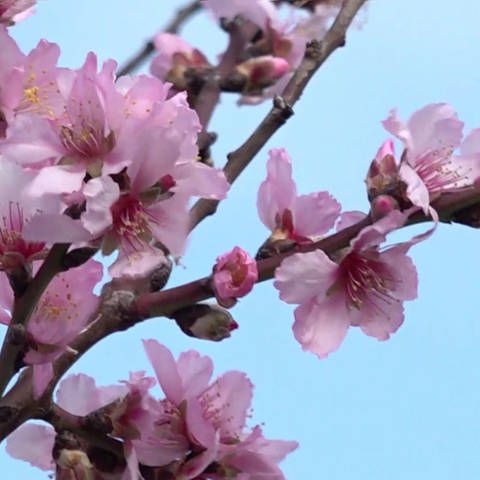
xmin=1 ymin=187 xmax=480 ymax=441
xmin=40 ymin=403 xmax=124 ymax=459
xmin=188 ymin=0 xmax=368 ymax=230
xmin=116 ymin=0 xmax=202 ymax=77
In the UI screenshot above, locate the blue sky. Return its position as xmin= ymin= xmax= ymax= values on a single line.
xmin=2 ymin=1 xmax=480 ymax=479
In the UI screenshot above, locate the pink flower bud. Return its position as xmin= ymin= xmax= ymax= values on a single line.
xmin=365 ymin=139 xmax=400 ymax=200
xmin=235 ymin=55 xmax=290 ymax=91
xmin=212 ymin=246 xmax=258 ymax=305
xmin=370 ymin=194 xmax=399 ymax=221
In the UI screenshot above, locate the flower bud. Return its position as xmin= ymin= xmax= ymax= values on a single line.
xmin=235 ymin=55 xmax=290 ymax=92
xmin=151 ymin=33 xmax=210 ymax=89
xmin=172 ymin=303 xmax=239 ymax=341
xmin=370 ymin=194 xmax=399 ymax=221
xmin=366 ymin=139 xmax=400 ymax=201
xmin=212 ymin=246 xmax=258 ymax=307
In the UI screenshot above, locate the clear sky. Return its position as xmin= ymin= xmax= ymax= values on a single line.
xmin=2 ymin=1 xmax=480 ymax=479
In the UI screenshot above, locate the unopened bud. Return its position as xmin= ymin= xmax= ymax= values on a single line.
xmin=56 ymin=449 xmax=94 ymax=480
xmin=366 ymin=139 xmax=400 ymax=201
xmin=212 ymin=246 xmax=258 ymax=307
xmin=235 ymin=56 xmax=290 ymax=92
xmin=151 ymin=33 xmax=210 ymax=90
xmin=172 ymin=303 xmax=239 ymax=341
xmin=370 ymin=194 xmax=399 ymax=221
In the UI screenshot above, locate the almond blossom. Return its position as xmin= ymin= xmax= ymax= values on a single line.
xmin=257 ymin=148 xmax=341 ymax=247
xmin=379 ymin=103 xmax=480 ymax=217
xmin=0 ymin=259 xmax=103 ymax=397
xmin=136 ymin=339 xmax=298 ymax=479
xmin=274 ymin=211 xmax=419 ymax=358
xmin=202 ymin=0 xmax=341 ymax=104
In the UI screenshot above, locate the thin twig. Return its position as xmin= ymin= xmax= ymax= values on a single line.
xmin=188 ymin=0 xmax=368 ymax=231
xmin=117 ymin=0 xmax=202 ymax=77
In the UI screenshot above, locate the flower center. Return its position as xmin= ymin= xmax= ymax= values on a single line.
xmin=0 ymin=202 xmax=45 ymax=264
xmin=111 ymin=194 xmax=153 ymax=250
xmin=60 ymin=124 xmax=115 ymax=160
xmin=415 ymin=146 xmax=470 ymax=193
xmin=340 ymin=252 xmax=394 ymax=310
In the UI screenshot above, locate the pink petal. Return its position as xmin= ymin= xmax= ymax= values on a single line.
xmin=382 ymin=108 xmax=410 ymax=146
xmin=460 ymin=128 xmax=480 ymax=156
xmin=203 ymin=0 xmax=280 ymax=29
xmin=108 ymin=248 xmax=168 ymax=279
xmin=6 ymin=423 xmax=55 ymax=471
xmin=23 ymin=213 xmax=92 ymax=243
xmin=356 ymin=298 xmax=404 ymax=341
xmin=143 ymin=339 xmax=183 ymax=405
xmin=177 ymin=350 xmax=213 ymax=398
xmin=56 ymin=373 xmax=108 ymax=415
xmin=257 ymin=148 xmax=297 ymax=231
xmin=202 ymin=371 xmax=253 ymax=440
xmin=174 ymin=161 xmax=229 ymax=199
xmin=406 ymin=103 xmax=463 ymax=159
xmin=185 ymin=396 xmax=217 ymax=448
xmin=292 ymin=191 xmax=341 ymax=237
xmin=32 ymin=362 xmax=54 ymax=398
xmin=379 ymin=246 xmax=418 ymax=301
xmin=336 ymin=210 xmax=368 ymax=231
xmin=399 ymin=162 xmax=430 ymax=214
xmin=0 ymin=114 xmax=64 ymax=166
xmin=375 ymin=138 xmax=396 ymax=159
xmin=274 ymin=250 xmax=338 ymax=304
xmin=82 ymin=175 xmax=120 ymax=237
xmin=293 ymin=296 xmax=350 ymax=358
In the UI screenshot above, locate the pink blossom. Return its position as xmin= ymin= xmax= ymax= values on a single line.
xmin=382 ymin=103 xmax=480 ymax=215
xmin=236 ymin=5 xmax=339 ymax=104
xmin=213 ymin=246 xmax=258 ymax=305
xmin=0 ymin=259 xmax=103 ymax=397
xmin=137 ymin=340 xmax=297 ymax=478
xmin=2 ymin=36 xmax=67 ymax=121
xmin=0 ymin=160 xmax=85 ymax=272
xmin=88 ymin=90 xmax=228 ymax=267
xmin=0 ymin=161 xmax=46 ymax=270
xmin=0 ymin=0 xmax=35 ymax=25
xmin=6 ymin=373 xmax=128 ymax=474
xmin=1 ymin=52 xmax=124 ymax=195
xmin=275 ymin=211 xmax=419 ymax=358
xmin=258 ymin=148 xmax=341 ymax=243
xmin=14 ymin=83 xmax=229 ymax=273
xmin=150 ymin=32 xmax=210 ymax=86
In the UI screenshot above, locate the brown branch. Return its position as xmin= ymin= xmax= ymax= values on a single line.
xmin=1 ymin=187 xmax=480 ymax=441
xmin=40 ymin=403 xmax=124 ymax=458
xmin=116 ymin=1 xmax=202 ymax=77
xmin=0 ymin=243 xmax=70 ymax=396
xmin=188 ymin=0 xmax=368 ymax=231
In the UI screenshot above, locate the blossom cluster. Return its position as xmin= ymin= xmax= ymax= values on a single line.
xmin=1 ymin=2 xmax=480 ymax=479
xmin=256 ymin=104 xmax=480 ymax=358
xmin=0 ymin=24 xmax=229 ymax=281
xmin=7 ymin=340 xmax=298 ymax=479
xmin=150 ymin=0 xmax=348 ymax=103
